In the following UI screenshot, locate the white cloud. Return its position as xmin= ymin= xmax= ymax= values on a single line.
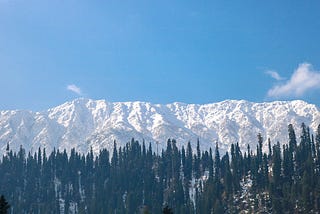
xmin=268 ymin=63 xmax=320 ymax=98
xmin=67 ymin=84 xmax=82 ymax=95
xmin=266 ymin=70 xmax=284 ymax=81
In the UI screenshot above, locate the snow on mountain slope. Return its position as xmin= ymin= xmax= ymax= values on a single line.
xmin=0 ymin=98 xmax=319 ymax=155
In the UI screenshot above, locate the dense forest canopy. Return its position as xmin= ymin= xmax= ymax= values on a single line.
xmin=1 ymin=123 xmax=320 ymax=213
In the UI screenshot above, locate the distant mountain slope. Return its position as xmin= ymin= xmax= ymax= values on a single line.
xmin=0 ymin=98 xmax=319 ymax=155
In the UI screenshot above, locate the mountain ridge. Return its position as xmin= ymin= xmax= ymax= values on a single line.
xmin=0 ymin=98 xmax=319 ymax=155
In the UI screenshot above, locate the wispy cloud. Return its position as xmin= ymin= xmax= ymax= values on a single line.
xmin=267 ymin=63 xmax=320 ymax=98
xmin=266 ymin=70 xmax=284 ymax=81
xmin=67 ymin=84 xmax=83 ymax=96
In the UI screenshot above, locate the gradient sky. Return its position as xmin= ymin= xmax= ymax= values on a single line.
xmin=1 ymin=0 xmax=320 ymax=110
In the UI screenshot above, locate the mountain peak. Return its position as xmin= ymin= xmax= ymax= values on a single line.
xmin=0 ymin=99 xmax=319 ymax=155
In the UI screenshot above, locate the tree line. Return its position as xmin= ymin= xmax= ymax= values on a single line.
xmin=1 ymin=123 xmax=320 ymax=213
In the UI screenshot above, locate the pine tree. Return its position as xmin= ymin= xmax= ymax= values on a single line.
xmin=245 ymin=144 xmax=252 ymax=175
xmin=262 ymin=153 xmax=269 ymax=189
xmin=268 ymin=138 xmax=272 ymax=160
xmin=270 ymin=142 xmax=283 ymax=213
xmin=257 ymin=133 xmax=263 ymax=166
xmin=111 ymin=141 xmax=118 ymax=169
xmin=0 ymin=195 xmax=10 ymax=214
xmin=214 ymin=142 xmax=220 ymax=180
xmin=213 ymin=142 xmax=223 ymax=200
xmin=282 ymin=145 xmax=293 ymax=185
xmin=2 ymin=124 xmax=320 ymax=213
xmin=209 ymin=148 xmax=214 ymax=179
xmin=222 ymin=152 xmax=233 ymax=197
xmin=272 ymin=142 xmax=282 ymax=186
xmin=231 ymin=144 xmax=240 ymax=192
xmin=195 ymin=139 xmax=201 ymax=178
xmin=185 ymin=142 xmax=193 ymax=181
xmin=288 ymin=124 xmax=297 ymax=153
xmin=162 ymin=205 xmax=173 ymax=214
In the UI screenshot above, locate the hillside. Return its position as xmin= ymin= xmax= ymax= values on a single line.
xmin=0 ymin=98 xmax=319 ymax=155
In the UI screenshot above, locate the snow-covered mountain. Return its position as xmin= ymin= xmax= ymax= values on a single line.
xmin=0 ymin=98 xmax=319 ymax=155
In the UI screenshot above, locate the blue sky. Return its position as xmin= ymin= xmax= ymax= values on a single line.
xmin=1 ymin=0 xmax=320 ymax=110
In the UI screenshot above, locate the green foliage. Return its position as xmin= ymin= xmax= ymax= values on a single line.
xmin=0 ymin=124 xmax=320 ymax=213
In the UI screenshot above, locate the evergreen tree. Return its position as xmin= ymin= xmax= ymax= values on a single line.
xmin=231 ymin=144 xmax=240 ymax=192
xmin=0 ymin=195 xmax=10 ymax=214
xmin=271 ymin=142 xmax=283 ymax=213
xmin=208 ymin=148 xmax=214 ymax=179
xmin=0 ymin=123 xmax=320 ymax=213
xmin=214 ymin=142 xmax=220 ymax=180
xmin=268 ymin=138 xmax=272 ymax=160
xmin=185 ymin=142 xmax=193 ymax=181
xmin=257 ymin=133 xmax=263 ymax=166
xmin=282 ymin=145 xmax=293 ymax=185
xmin=272 ymin=142 xmax=282 ymax=186
xmin=222 ymin=152 xmax=233 ymax=197
xmin=288 ymin=124 xmax=297 ymax=153
xmin=162 ymin=205 xmax=173 ymax=214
